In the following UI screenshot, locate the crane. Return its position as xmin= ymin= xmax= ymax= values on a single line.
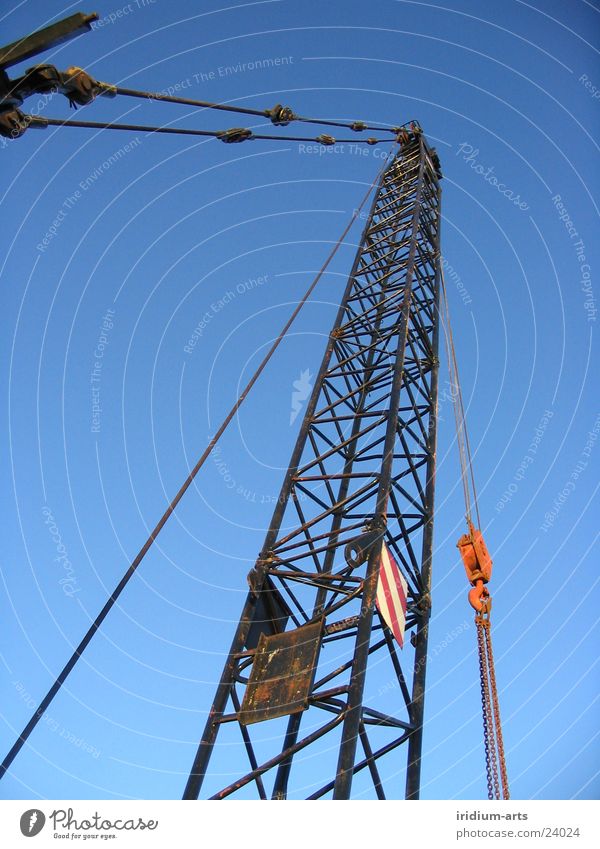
xmin=183 ymin=127 xmax=443 ymax=800
xmin=0 ymin=12 xmax=508 ymax=801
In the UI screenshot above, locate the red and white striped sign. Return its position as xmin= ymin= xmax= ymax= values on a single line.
xmin=376 ymin=544 xmax=408 ymax=648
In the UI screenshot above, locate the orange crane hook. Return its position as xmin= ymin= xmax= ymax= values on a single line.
xmin=468 ymin=579 xmax=491 ymax=614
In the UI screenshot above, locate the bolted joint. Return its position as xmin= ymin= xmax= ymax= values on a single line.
xmin=247 ymin=562 xmax=268 ymax=596
xmin=218 ymin=127 xmax=253 ymax=144
xmin=22 ymin=64 xmax=62 ymax=95
xmin=316 ymin=134 xmax=336 ymax=146
xmin=368 ymin=515 xmax=387 ymax=533
xmin=0 ymin=64 xmax=60 ymax=111
xmin=0 ymin=108 xmax=29 ymax=139
xmin=344 ymin=528 xmax=384 ymax=569
xmin=19 ymin=64 xmax=103 ymax=108
xmin=95 ymin=81 xmax=117 ymax=98
xmin=60 ymin=66 xmax=103 ymax=107
xmin=267 ymin=103 xmax=295 ymax=126
xmin=415 ymin=592 xmax=432 ymax=618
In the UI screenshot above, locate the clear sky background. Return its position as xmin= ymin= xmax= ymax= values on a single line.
xmin=0 ymin=0 xmax=598 ymax=801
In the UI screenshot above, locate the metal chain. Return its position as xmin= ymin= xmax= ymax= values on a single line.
xmin=482 ymin=618 xmax=501 ymax=800
xmin=442 ymin=265 xmax=509 ymax=801
xmin=476 ymin=618 xmax=495 ymax=799
xmin=484 ymin=623 xmax=510 ymax=799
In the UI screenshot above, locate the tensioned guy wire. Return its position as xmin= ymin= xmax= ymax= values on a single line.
xmin=24 ymin=114 xmax=396 ymax=145
xmin=4 ymin=65 xmax=418 ymax=147
xmin=99 ymin=82 xmax=413 ymax=134
xmin=0 ymin=145 xmax=398 ymax=782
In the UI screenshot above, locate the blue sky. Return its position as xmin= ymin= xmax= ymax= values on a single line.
xmin=0 ymin=0 xmax=598 ymax=800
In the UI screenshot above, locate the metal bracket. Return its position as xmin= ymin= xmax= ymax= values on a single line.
xmin=0 ymin=12 xmax=98 ymax=71
xmin=343 ymin=526 xmax=384 ymax=569
xmin=0 ymin=12 xmax=98 ymax=116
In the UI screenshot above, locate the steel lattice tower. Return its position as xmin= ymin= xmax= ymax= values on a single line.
xmin=184 ymin=130 xmax=442 ymax=800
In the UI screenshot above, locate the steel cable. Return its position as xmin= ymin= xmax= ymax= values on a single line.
xmin=0 ymin=144 xmax=398 ymax=782
xmin=100 ymin=82 xmax=412 ymax=136
xmin=440 ymin=266 xmax=509 ymax=800
xmin=25 ymin=114 xmax=397 ymax=145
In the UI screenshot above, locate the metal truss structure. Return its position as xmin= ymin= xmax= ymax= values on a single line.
xmin=183 ymin=130 xmax=443 ymax=800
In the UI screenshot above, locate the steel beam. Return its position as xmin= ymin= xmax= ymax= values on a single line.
xmin=183 ymin=129 xmax=442 ymax=800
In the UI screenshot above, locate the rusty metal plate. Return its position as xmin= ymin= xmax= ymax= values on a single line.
xmin=238 ymin=620 xmax=322 ymax=726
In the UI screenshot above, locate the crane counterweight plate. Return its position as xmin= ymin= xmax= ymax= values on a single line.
xmin=238 ymin=620 xmax=322 ymax=726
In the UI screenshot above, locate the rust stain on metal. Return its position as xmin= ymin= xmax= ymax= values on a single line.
xmin=324 ymin=615 xmax=360 ymax=635
xmin=238 ymin=620 xmax=322 ymax=726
